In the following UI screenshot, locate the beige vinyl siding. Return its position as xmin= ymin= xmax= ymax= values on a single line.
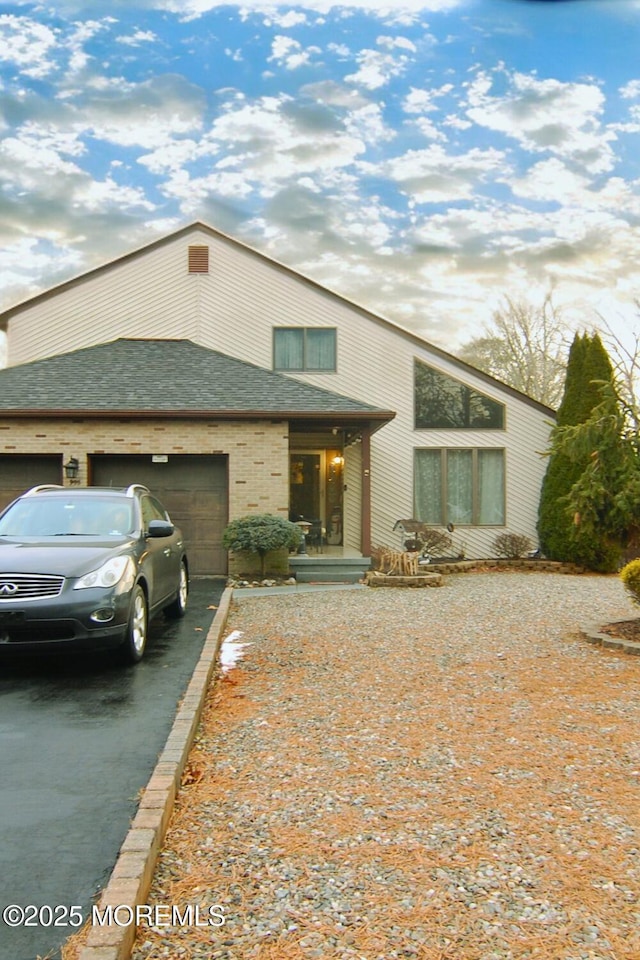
xmin=4 ymin=224 xmax=552 ymax=557
xmin=6 ymin=228 xmax=389 ymax=369
xmin=7 ymin=234 xmax=200 ymax=365
xmin=295 ymin=338 xmax=549 ymax=557
xmin=193 ymin=236 xmax=351 ymax=368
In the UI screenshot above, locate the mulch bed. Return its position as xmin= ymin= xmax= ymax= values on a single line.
xmin=600 ymin=619 xmax=640 ymax=643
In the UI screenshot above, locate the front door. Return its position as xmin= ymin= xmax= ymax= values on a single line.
xmin=289 ymin=450 xmax=343 ymax=546
xmin=290 ymin=453 xmax=321 ymax=523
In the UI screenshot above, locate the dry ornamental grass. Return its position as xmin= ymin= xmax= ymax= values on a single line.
xmin=115 ymin=572 xmax=639 ymax=960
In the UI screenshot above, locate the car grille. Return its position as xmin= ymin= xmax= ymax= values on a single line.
xmin=0 ymin=574 xmax=65 ymax=600
xmin=2 ymin=622 xmax=77 ymax=643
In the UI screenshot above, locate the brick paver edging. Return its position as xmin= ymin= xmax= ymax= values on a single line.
xmin=76 ymin=587 xmax=233 ymax=960
xmin=581 ymin=622 xmax=640 ymax=656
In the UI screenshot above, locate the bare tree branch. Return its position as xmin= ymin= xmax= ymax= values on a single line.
xmin=456 ymin=293 xmax=569 ymax=408
xmin=595 ymin=305 xmax=640 ymax=431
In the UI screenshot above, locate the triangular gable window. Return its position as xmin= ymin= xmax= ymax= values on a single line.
xmin=414 ymin=359 xmax=505 ymax=429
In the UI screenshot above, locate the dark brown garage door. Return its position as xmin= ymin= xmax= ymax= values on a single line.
xmin=0 ymin=454 xmax=62 ymax=513
xmin=90 ymin=454 xmax=228 ymax=576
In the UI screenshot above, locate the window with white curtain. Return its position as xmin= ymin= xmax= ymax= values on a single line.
xmin=414 ymin=448 xmax=505 ymax=526
xmin=273 ymin=328 xmax=337 ymax=371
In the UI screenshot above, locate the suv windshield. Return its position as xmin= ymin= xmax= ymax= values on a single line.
xmin=0 ymin=496 xmax=135 ymax=538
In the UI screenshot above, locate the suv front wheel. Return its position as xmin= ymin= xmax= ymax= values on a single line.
xmin=165 ymin=561 xmax=188 ymax=619
xmin=119 ymin=584 xmax=148 ymax=663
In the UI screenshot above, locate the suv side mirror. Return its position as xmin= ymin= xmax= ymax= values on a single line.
xmin=147 ymin=519 xmax=174 ymax=538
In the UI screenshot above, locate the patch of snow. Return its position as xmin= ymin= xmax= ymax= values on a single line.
xmin=219 ymin=629 xmax=251 ymax=673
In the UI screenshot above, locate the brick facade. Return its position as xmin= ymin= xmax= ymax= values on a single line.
xmin=0 ymin=416 xmax=290 ymax=520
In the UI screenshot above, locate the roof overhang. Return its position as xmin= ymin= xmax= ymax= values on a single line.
xmin=0 ymin=408 xmax=396 ymax=431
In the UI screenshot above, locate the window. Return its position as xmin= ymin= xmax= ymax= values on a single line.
xmin=415 ymin=359 xmax=504 ymax=429
xmin=141 ymin=495 xmax=169 ymax=529
xmin=414 ymin=448 xmax=505 ymax=526
xmin=274 ymin=328 xmax=336 ymax=372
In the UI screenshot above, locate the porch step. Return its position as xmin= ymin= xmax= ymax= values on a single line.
xmin=289 ymin=555 xmax=371 ymax=584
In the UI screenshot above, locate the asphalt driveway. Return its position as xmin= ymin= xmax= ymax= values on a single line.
xmin=0 ymin=577 xmax=224 ymax=960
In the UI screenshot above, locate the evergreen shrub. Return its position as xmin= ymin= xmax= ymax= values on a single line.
xmin=223 ymin=514 xmax=302 ymax=576
xmin=538 ymin=332 xmax=614 ymax=566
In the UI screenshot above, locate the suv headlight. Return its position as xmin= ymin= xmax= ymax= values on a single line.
xmin=74 ymin=556 xmax=135 ymax=591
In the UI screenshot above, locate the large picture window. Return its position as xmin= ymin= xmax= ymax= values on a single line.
xmin=274 ymin=328 xmax=337 ymax=372
xmin=415 ymin=359 xmax=505 ymax=429
xmin=415 ymin=448 xmax=505 ymax=526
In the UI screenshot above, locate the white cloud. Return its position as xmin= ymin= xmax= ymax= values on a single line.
xmin=161 ymin=167 xmax=255 ymax=205
xmin=0 ymin=15 xmax=58 ymax=78
xmin=264 ymin=11 xmax=308 ymax=27
xmin=382 ymin=144 xmax=507 ymax=203
xmin=443 ymin=113 xmax=472 ymax=132
xmin=299 ymin=79 xmax=371 ymax=109
xmin=87 ymin=112 xmax=199 ymax=149
xmin=138 ymin=138 xmax=212 ymax=175
xmin=345 ymin=102 xmax=394 ymax=144
xmin=157 ymin=94 xmax=372 ymax=201
xmin=136 ymin=87 xmax=402 ymax=226
xmin=509 ymin=158 xmax=591 ymax=205
xmin=620 ymin=79 xmax=640 ymax=99
xmin=402 ymin=84 xmax=452 ymax=141
xmin=0 ymin=237 xmax=84 ymax=307
xmin=0 ymin=125 xmax=85 ymax=186
xmin=154 ymin=0 xmax=462 ymax=19
xmin=74 ymin=176 xmax=156 ymax=212
xmin=403 ymin=84 xmax=452 ymax=114
xmin=116 ymin=29 xmax=158 ymax=46
xmin=345 ymin=48 xmax=413 ymax=90
xmin=268 ymin=35 xmax=319 ymax=70
xmin=81 ymin=76 xmax=205 ymax=148
xmin=466 ymin=69 xmax=617 ymax=175
xmin=64 ymin=18 xmax=111 ymax=74
xmin=339 ymin=201 xmax=394 ymax=249
xmin=510 ymin=159 xmax=640 ymax=221
xmin=377 ymin=34 xmax=417 ymax=53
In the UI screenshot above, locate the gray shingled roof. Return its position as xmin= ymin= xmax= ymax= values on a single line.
xmin=0 ymin=339 xmax=393 ymax=421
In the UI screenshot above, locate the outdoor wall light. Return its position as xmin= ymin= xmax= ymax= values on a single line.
xmin=64 ymin=456 xmax=80 ymax=482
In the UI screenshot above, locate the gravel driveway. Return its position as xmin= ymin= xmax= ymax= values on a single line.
xmin=130 ymin=572 xmax=640 ymax=960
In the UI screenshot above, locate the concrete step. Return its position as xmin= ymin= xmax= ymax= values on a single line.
xmin=289 ymin=555 xmax=371 ymax=583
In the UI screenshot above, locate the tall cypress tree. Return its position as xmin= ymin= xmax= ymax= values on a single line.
xmin=537 ymin=332 xmax=613 ymax=563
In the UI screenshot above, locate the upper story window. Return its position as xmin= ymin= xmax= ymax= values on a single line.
xmin=415 ymin=359 xmax=505 ymax=430
xmin=274 ymin=328 xmax=337 ymax=372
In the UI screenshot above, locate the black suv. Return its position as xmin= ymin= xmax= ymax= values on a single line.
xmin=0 ymin=484 xmax=188 ymax=663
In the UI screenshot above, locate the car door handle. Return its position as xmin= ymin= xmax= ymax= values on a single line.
xmin=163 ymin=548 xmax=172 ymax=557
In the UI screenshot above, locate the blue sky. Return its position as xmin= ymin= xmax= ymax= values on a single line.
xmin=1 ymin=0 xmax=639 ymax=359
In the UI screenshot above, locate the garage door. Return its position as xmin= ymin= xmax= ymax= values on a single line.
xmin=90 ymin=454 xmax=228 ymax=576
xmin=0 ymin=455 xmax=62 ymax=514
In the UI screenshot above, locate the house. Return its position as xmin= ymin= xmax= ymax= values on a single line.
xmin=0 ymin=221 xmax=554 ymax=577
